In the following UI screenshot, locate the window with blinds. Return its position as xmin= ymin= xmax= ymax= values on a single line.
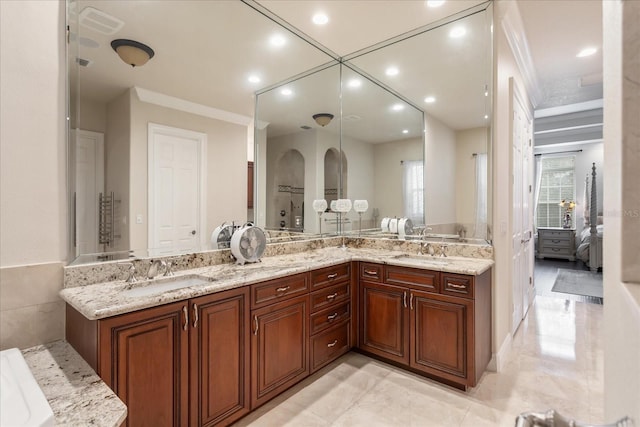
xmin=536 ymin=156 xmax=575 ymax=228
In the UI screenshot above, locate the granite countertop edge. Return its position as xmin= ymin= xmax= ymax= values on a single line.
xmin=22 ymin=340 xmax=127 ymax=427
xmin=61 ymin=247 xmax=494 ymax=321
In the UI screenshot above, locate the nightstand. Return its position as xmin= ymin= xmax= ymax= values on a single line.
xmin=537 ymin=228 xmax=576 ymax=261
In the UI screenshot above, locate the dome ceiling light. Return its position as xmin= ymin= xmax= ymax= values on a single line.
xmin=312 ymin=113 xmax=334 ymax=127
xmin=111 ymin=39 xmax=155 ymax=67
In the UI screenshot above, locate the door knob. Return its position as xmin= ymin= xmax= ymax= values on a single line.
xmin=191 ymin=230 xmax=196 ymax=235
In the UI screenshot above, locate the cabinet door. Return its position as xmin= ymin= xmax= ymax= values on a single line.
xmin=358 ymin=281 xmax=409 ymax=365
xmin=251 ymin=294 xmax=309 ymax=409
xmin=190 ymin=288 xmax=250 ymax=427
xmin=410 ymin=290 xmax=471 ymax=383
xmin=99 ymin=301 xmax=189 ymax=427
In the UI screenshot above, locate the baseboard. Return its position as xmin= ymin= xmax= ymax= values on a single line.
xmin=487 ymin=333 xmax=513 ymax=372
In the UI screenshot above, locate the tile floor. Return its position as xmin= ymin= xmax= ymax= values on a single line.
xmin=234 ymin=274 xmax=604 ymax=426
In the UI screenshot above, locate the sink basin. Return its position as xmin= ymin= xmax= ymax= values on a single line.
xmin=123 ymin=274 xmax=213 ymax=298
xmin=0 ymin=348 xmax=54 ymax=427
xmin=392 ymin=254 xmax=450 ymax=266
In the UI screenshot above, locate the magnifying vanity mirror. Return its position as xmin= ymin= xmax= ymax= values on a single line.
xmin=68 ymin=0 xmax=493 ymax=265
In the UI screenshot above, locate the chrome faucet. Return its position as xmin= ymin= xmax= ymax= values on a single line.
xmin=163 ymin=258 xmax=176 ymax=276
xmin=440 ymin=244 xmax=448 ymax=257
xmin=147 ymin=259 xmax=166 ymax=279
xmin=119 ymin=262 xmax=138 ymax=284
xmin=418 ymin=227 xmax=434 ymax=255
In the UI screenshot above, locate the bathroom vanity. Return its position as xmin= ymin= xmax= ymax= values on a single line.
xmin=61 ymin=244 xmax=492 ymax=427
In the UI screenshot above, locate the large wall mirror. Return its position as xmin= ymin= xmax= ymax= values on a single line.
xmin=67 ymin=0 xmax=334 ymax=263
xmin=68 ymin=0 xmax=492 ymax=265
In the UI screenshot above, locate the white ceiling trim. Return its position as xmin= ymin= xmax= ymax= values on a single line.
xmin=501 ymin=9 xmax=542 ymax=108
xmin=133 ymin=87 xmax=253 ymax=127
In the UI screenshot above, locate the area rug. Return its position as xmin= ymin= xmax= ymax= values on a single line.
xmin=551 ymin=268 xmax=603 ymax=299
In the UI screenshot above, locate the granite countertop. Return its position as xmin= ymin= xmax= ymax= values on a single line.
xmin=61 ymin=247 xmax=494 ymax=321
xmin=22 ymin=340 xmax=127 ymax=427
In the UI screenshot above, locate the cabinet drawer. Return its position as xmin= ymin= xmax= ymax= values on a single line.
xmin=441 ymin=274 xmax=474 ymax=299
xmin=539 ymin=230 xmax=572 ymax=240
xmin=385 ymin=265 xmax=439 ymax=293
xmin=310 ymin=282 xmax=350 ymax=313
xmin=310 ymin=302 xmax=350 ymax=335
xmin=311 ymin=263 xmax=350 ymax=290
xmin=310 ymin=321 xmax=350 ymax=372
xmin=360 ymin=263 xmax=383 ymax=282
xmin=540 ymin=246 xmax=574 ymax=256
xmin=251 ymin=273 xmax=308 ymax=309
xmin=541 ymin=238 xmax=571 ymax=248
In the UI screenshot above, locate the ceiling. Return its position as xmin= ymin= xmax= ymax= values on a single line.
xmin=72 ymin=0 xmax=603 ymax=143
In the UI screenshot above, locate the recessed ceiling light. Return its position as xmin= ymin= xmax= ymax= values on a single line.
xmin=281 ymin=88 xmax=293 ymax=96
xmin=402 ymin=129 xmax=409 ymax=134
xmin=426 ymin=0 xmax=445 ymax=7
xmin=312 ymin=13 xmax=329 ymax=25
xmin=270 ymin=34 xmax=286 ymax=47
xmin=385 ymin=66 xmax=399 ymax=76
xmin=577 ymin=47 xmax=597 ymax=57
xmin=392 ymin=104 xmax=405 ymax=111
xmin=484 ymin=114 xmax=489 ymax=119
xmin=424 ymin=96 xmax=436 ymax=103
xmin=248 ymin=75 xmax=260 ymax=84
xmin=347 ymin=78 xmax=362 ymax=88
xmin=449 ymin=26 xmax=466 ymax=38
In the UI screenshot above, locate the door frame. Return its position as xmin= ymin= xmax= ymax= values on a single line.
xmin=147 ymin=123 xmax=207 ymax=252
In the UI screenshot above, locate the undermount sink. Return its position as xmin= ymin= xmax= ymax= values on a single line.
xmin=123 ymin=274 xmax=213 ymax=298
xmin=392 ymin=254 xmax=450 ymax=265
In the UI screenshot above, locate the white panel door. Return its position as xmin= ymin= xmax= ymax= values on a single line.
xmin=511 ymin=79 xmax=534 ymax=335
xmin=73 ymin=129 xmax=104 ymax=256
xmin=149 ymin=124 xmax=206 ymax=255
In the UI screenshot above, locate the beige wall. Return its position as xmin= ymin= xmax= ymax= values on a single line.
xmin=75 ymin=98 xmax=107 ymax=134
xmin=341 ymin=134 xmax=375 ymax=228
xmin=603 ymin=0 xmax=640 ymax=423
xmin=491 ymin=0 xmax=533 ymax=369
xmin=0 ymin=0 xmax=66 ymax=349
xmin=425 ymin=113 xmax=457 ymax=225
xmin=129 ymin=94 xmax=248 ymax=250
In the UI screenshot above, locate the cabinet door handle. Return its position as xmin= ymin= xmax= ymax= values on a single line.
xmin=326 ymin=292 xmax=338 ymax=300
xmin=410 ymin=293 xmax=414 ymax=310
xmin=254 ymin=315 xmax=259 ymax=336
xmin=403 ymin=291 xmax=407 ymax=308
xmin=276 ymin=285 xmax=290 ymax=293
xmin=552 ymin=239 xmax=561 ymax=243
xmin=182 ymin=306 xmax=188 ymax=331
xmin=192 ymin=303 xmax=199 ymax=328
xmin=327 ymin=312 xmax=339 ymax=321
xmin=448 ymin=283 xmax=466 ymax=289
xmin=327 ymin=273 xmax=338 ymax=279
xmin=364 ymin=269 xmax=378 ymax=276
xmin=327 ymin=339 xmax=338 ymax=348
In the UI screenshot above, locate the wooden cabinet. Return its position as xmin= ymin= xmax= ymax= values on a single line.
xmin=358 ymin=281 xmax=409 ymax=365
xmin=70 ymin=287 xmax=250 ymax=427
xmin=189 ymin=290 xmax=251 ymax=427
xmin=251 ymin=294 xmax=309 ymax=409
xmin=357 ymin=263 xmax=491 ymax=389
xmin=537 ymin=227 xmax=576 ymax=261
xmin=99 ymin=301 xmax=189 ymax=427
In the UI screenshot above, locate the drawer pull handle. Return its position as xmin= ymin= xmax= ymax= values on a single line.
xmin=327 ymin=273 xmax=338 ymax=279
xmin=276 ymin=285 xmax=290 ymax=293
xmin=326 ymin=293 xmax=338 ymax=300
xmin=254 ymin=315 xmax=259 ymax=336
xmin=552 ymin=239 xmax=561 ymax=243
xmin=182 ymin=306 xmax=188 ymax=331
xmin=448 ymin=283 xmax=466 ymax=290
xmin=364 ymin=269 xmax=378 ymax=276
xmin=552 ymin=248 xmax=561 ymax=252
xmin=403 ymin=291 xmax=407 ymax=308
xmin=193 ymin=303 xmax=199 ymax=328
xmin=327 ymin=312 xmax=339 ymax=321
xmin=327 ymin=339 xmax=338 ymax=348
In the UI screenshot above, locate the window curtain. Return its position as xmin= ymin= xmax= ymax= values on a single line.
xmin=402 ymin=160 xmax=424 ymax=225
xmin=474 ymin=153 xmax=488 ymax=239
xmin=533 ymin=154 xmax=543 ymax=231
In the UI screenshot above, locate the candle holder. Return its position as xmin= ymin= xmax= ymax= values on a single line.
xmin=312 ymin=199 xmax=327 ymax=236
